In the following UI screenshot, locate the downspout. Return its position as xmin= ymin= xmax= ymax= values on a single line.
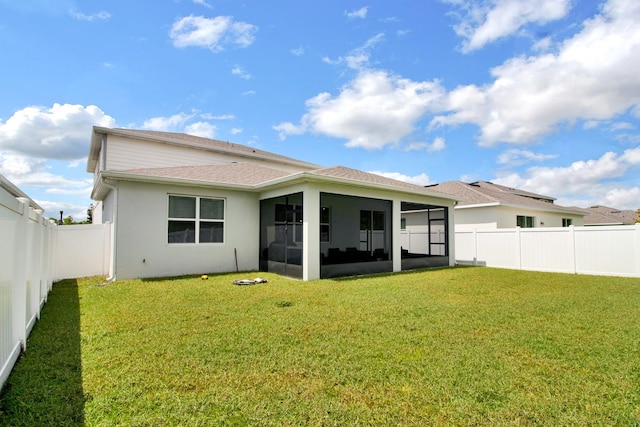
xmin=101 ymin=178 xmax=118 ymax=282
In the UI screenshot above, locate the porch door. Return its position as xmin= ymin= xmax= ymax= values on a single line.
xmin=260 ymin=193 xmax=303 ymax=279
xmin=359 ymin=210 xmax=385 ymax=253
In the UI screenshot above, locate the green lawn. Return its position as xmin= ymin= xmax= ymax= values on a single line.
xmin=1 ymin=267 xmax=639 ymax=426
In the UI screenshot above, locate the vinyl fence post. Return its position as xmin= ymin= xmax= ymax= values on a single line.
xmin=32 ymin=209 xmax=43 ymax=320
xmin=516 ymin=227 xmax=522 ymax=270
xmin=569 ymin=225 xmax=577 ymax=274
xmin=635 ymin=224 xmax=640 ymax=278
xmin=13 ymin=198 xmax=29 ymax=351
xmin=473 ymin=228 xmax=478 ymax=266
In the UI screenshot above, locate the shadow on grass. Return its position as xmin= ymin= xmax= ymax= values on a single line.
xmin=0 ymin=279 xmax=84 ymax=426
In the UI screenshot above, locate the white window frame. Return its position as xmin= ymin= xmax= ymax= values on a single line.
xmin=167 ymin=195 xmax=225 ymax=244
xmin=320 ymin=206 xmax=331 ymax=243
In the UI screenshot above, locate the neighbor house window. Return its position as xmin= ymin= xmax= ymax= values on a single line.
xmin=562 ymin=218 xmax=573 ymax=227
xmin=320 ymin=206 xmax=331 ymax=243
xmin=401 ymin=218 xmax=407 ymax=230
xmin=516 ymin=215 xmax=535 ymax=228
xmin=168 ymin=195 xmax=224 ymax=244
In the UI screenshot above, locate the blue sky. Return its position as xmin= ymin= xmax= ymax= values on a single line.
xmin=1 ymin=0 xmax=639 ymax=221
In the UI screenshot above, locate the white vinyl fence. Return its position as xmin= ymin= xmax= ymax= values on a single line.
xmin=54 ymin=223 xmax=111 ymax=280
xmin=1 ymin=192 xmax=56 ymax=391
xmin=455 ymin=225 xmax=640 ymax=277
xmin=1 ymin=175 xmax=111 ymax=391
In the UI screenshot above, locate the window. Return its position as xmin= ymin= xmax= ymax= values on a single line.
xmin=320 ymin=206 xmax=330 ymax=242
xmin=516 ymin=215 xmax=535 ymax=228
xmin=400 ymin=218 xmax=407 ymax=230
xmin=562 ymin=218 xmax=573 ymax=227
xmin=168 ymin=195 xmax=224 ymax=244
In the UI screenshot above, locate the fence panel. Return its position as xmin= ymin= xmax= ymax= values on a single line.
xmin=54 ymin=223 xmax=111 ymax=280
xmin=456 ymin=225 xmax=640 ymax=278
xmin=574 ymin=226 xmax=639 ymax=277
xmin=0 ymin=190 xmax=56 ymax=391
xmin=520 ymin=227 xmax=576 ymax=274
xmin=0 ymin=190 xmax=20 ymax=391
xmin=476 ymin=229 xmax=521 ymax=269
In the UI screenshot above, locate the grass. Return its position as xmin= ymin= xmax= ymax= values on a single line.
xmin=1 ymin=267 xmax=639 ymax=426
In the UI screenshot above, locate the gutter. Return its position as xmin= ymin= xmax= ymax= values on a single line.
xmin=100 ymin=178 xmax=118 ymax=283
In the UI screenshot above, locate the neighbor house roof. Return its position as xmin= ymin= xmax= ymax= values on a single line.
xmin=87 ymin=127 xmax=320 ymax=173
xmin=427 ymin=180 xmax=585 ymax=215
xmin=568 ymin=205 xmax=640 ymax=225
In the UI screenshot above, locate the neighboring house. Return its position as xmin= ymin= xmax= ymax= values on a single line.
xmin=87 ymin=127 xmax=458 ymax=281
xmin=569 ymin=205 xmax=640 ymax=226
xmin=417 ymin=181 xmax=585 ymax=230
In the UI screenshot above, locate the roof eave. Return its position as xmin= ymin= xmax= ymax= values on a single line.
xmin=456 ymin=200 xmax=586 ymax=216
xmin=99 ymin=170 xmax=257 ymax=193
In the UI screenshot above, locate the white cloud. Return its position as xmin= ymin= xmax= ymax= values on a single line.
xmin=69 ymin=9 xmax=111 ymax=21
xmin=290 ymin=46 xmax=305 ymax=56
xmin=0 ymin=153 xmax=92 ymax=195
xmin=449 ymin=0 xmax=571 ymax=52
xmin=231 ymin=128 xmax=243 ymax=135
xmin=184 ymin=122 xmax=217 ymax=138
xmin=432 ymin=0 xmax=640 ymax=145
xmin=274 ymin=70 xmax=444 ymax=149
xmin=169 ymin=15 xmax=258 ymax=52
xmin=273 ymin=121 xmax=306 ymax=140
xmin=405 ymin=137 xmax=447 ymax=152
xmin=141 ymin=112 xmax=221 ymax=138
xmin=532 ymin=36 xmax=552 ymax=52
xmin=496 ymin=148 xmax=557 ymax=165
xmin=345 ymin=7 xmax=368 ymax=20
xmin=0 ymin=103 xmax=115 ymax=160
xmin=494 ymin=145 xmax=640 ymax=209
xmin=368 ymin=171 xmax=433 ymax=186
xmin=231 ymin=65 xmax=252 ymax=79
xmin=142 ymin=113 xmax=194 ymax=131
xmin=192 ymin=0 xmax=212 ymax=8
xmin=323 ymin=33 xmax=385 ymax=70
xmin=200 ymin=113 xmax=236 ymax=120
xmin=610 ymin=122 xmax=635 ymax=131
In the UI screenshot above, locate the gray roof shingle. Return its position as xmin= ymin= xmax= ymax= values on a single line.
xmin=428 ymin=180 xmax=584 ymax=215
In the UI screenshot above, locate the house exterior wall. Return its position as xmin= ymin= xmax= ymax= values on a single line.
xmin=103 ymin=135 xmax=314 ymax=174
xmin=453 ymin=207 xmax=500 ymax=229
xmin=113 ymin=180 xmax=260 ymax=280
xmin=454 ymin=205 xmax=584 ymax=230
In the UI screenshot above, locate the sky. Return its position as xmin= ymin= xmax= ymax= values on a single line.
xmin=0 ymin=0 xmax=639 ymax=221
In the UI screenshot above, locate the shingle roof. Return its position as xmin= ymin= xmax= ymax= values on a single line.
xmin=103 ymin=163 xmax=457 ymax=202
xmin=568 ymin=205 xmax=640 ymax=225
xmin=428 ymin=180 xmax=584 ymax=215
xmin=309 ymin=166 xmax=457 ymax=200
xmin=112 ymin=162 xmax=292 ymax=186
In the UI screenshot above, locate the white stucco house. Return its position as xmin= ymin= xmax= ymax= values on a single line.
xmin=87 ymin=127 xmax=458 ymax=281
xmin=413 ymin=181 xmax=586 ymax=231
